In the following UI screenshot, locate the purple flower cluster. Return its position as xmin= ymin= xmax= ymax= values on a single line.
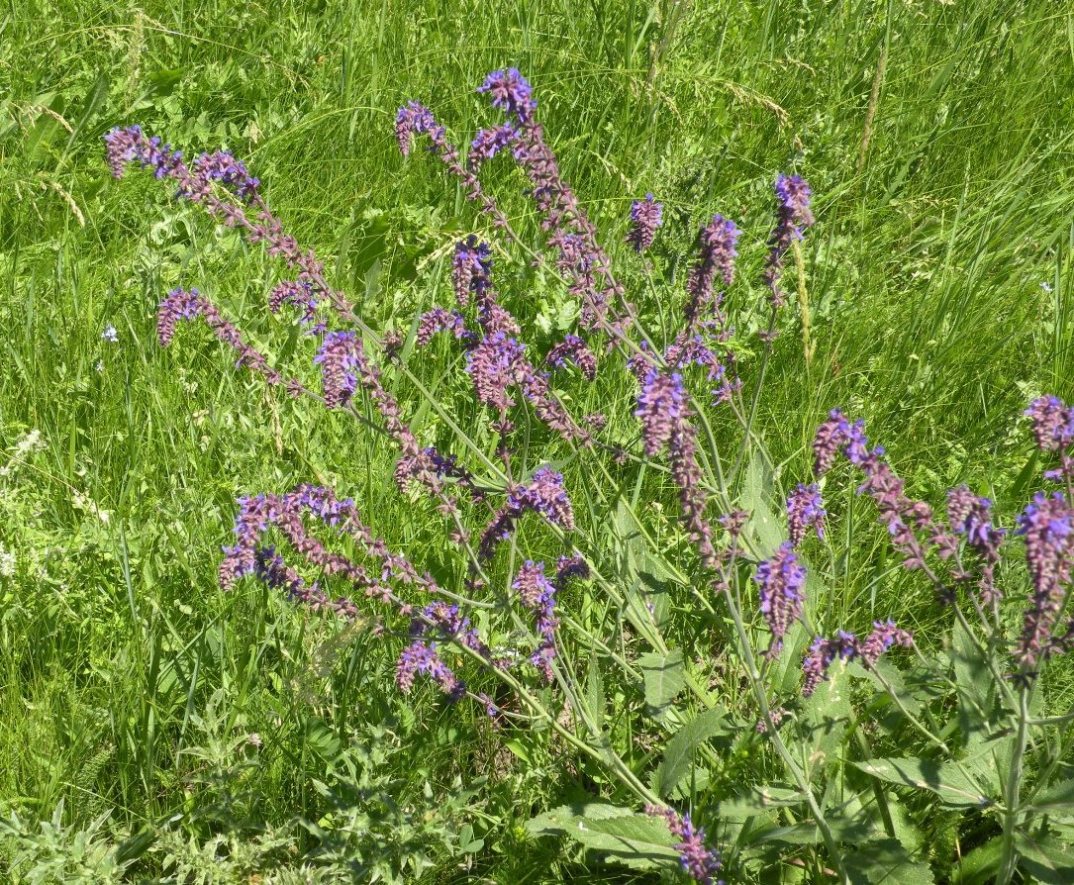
xmin=685 ymin=215 xmax=740 ymax=329
xmin=545 ymin=334 xmax=597 ymax=380
xmin=626 ymin=194 xmax=663 ymax=253
xmin=417 ymin=307 xmax=471 ymax=346
xmin=812 ymin=410 xmax=956 ymax=571
xmin=479 ymin=466 xmax=575 ymax=559
xmin=947 ymin=485 xmax=1005 ymax=604
xmin=755 ymin=542 xmax=806 ymax=656
xmin=314 ymin=331 xmax=363 ymax=408
xmin=157 ymin=287 xmax=282 ymax=385
xmin=396 ymin=640 xmax=464 ymax=699
xmin=787 ymin=483 xmax=826 ymax=547
xmin=268 ymin=279 xmax=318 ymax=325
xmin=645 ymin=806 xmax=722 ymax=885
xmin=477 ymin=68 xmax=537 ymax=123
xmin=452 ymin=236 xmax=494 ymax=308
xmin=764 ymin=174 xmax=815 ymax=309
xmin=513 ymin=561 xmax=559 ymax=682
xmin=1016 ymin=491 xmax=1074 ymax=668
xmin=469 ymin=124 xmax=516 ymax=171
xmin=636 ymin=370 xmax=687 ymax=458
xmin=802 ymin=621 xmax=913 ymax=696
xmin=395 ymin=101 xmax=442 ymax=158
xmin=1026 ymin=395 xmax=1074 ymax=481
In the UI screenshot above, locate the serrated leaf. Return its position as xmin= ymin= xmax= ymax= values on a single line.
xmin=653 ymin=707 xmax=729 ymax=798
xmin=638 ymin=649 xmax=685 ymax=714
xmin=525 ymin=803 xmax=679 ymax=872
xmin=845 ymin=838 xmax=935 ymax=884
xmin=950 ymin=617 xmax=996 ymax=749
xmin=800 ymin=658 xmax=852 ymax=776
xmin=852 ymin=757 xmax=989 ymax=808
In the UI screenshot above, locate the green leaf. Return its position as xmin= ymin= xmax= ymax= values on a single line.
xmin=740 ymin=449 xmax=785 ymax=558
xmin=1016 ymin=831 xmax=1074 ymax=883
xmin=653 ymin=707 xmax=729 ymax=798
xmin=525 ymin=803 xmax=679 ymax=872
xmin=638 ymin=649 xmax=685 ymax=715
xmin=951 ymin=835 xmax=1003 ymax=885
xmin=800 ymin=657 xmax=852 ymax=776
xmin=852 ymin=757 xmax=989 ymax=808
xmin=949 ymin=617 xmax=997 ymax=750
xmin=1030 ymin=778 xmax=1074 ymax=816
xmin=845 ymin=839 xmax=935 ymax=884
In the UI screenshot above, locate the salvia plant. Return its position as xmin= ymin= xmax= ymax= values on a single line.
xmin=103 ymin=69 xmax=1074 ymax=883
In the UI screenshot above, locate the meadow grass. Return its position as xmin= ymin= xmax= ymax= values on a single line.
xmin=1 ymin=0 xmax=1074 ymax=880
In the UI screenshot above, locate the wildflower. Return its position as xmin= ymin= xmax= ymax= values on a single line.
xmin=101 ymin=324 xmax=118 ymax=343
xmin=396 ymin=640 xmax=464 ymax=699
xmin=1016 ymin=491 xmax=1074 ymax=668
xmin=268 ymin=279 xmax=318 ymax=325
xmin=645 ymin=806 xmax=721 ymax=885
xmin=395 ymin=101 xmax=441 ymax=157
xmin=755 ymin=542 xmax=806 ymax=655
xmin=157 ymin=287 xmax=204 ymax=347
xmin=802 ymin=622 xmax=912 ymax=696
xmin=545 ymin=334 xmax=597 ymax=380
xmin=635 ymin=370 xmax=687 ymax=457
xmin=479 ymin=466 xmax=575 ymax=559
xmin=469 ymin=124 xmax=516 ymax=171
xmin=314 ymin=331 xmax=363 ymax=408
xmin=764 ymin=174 xmax=814 ymax=309
xmin=786 ymin=483 xmax=826 ymax=547
xmin=1026 ymin=395 xmax=1074 ymax=453
xmin=626 ymin=194 xmax=663 ymax=252
xmin=417 ymin=307 xmax=471 ymax=346
xmin=513 ymin=561 xmax=559 ymax=681
xmin=452 ymin=236 xmax=494 ymax=307
xmin=947 ymin=485 xmax=1005 ymax=603
xmin=477 ymin=68 xmax=537 ymax=123
xmin=0 ymin=546 xmax=15 ymax=578
xmin=685 ymin=215 xmax=740 ymax=328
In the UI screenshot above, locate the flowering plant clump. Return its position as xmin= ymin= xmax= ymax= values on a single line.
xmin=104 ymin=69 xmax=1074 ymax=883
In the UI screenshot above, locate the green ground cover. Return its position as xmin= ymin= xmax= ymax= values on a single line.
xmin=2 ymin=1 xmax=1074 ymax=881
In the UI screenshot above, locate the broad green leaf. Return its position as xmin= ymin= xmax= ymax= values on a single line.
xmin=638 ymin=649 xmax=685 ymax=714
xmin=525 ymin=803 xmax=679 ymax=872
xmin=951 ymin=835 xmax=1003 ymax=885
xmin=1016 ymin=831 xmax=1074 ymax=883
xmin=845 ymin=839 xmax=935 ymax=884
xmin=852 ymin=757 xmax=988 ymax=808
xmin=740 ymin=449 xmax=785 ymax=558
xmin=1030 ymin=777 xmax=1074 ymax=816
xmin=653 ymin=707 xmax=729 ymax=798
xmin=949 ymin=617 xmax=996 ymax=750
xmin=800 ymin=658 xmax=852 ymax=777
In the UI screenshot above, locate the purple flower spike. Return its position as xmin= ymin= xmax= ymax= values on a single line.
xmin=513 ymin=561 xmax=559 ymax=682
xmin=645 ymin=806 xmax=722 ymax=885
xmin=627 ymin=193 xmax=664 ymax=252
xmin=477 ymin=68 xmax=537 ymax=123
xmin=685 ymin=214 xmax=740 ymax=328
xmin=1027 ymin=395 xmax=1074 ymax=452
xmin=755 ymin=542 xmax=806 ymax=655
xmin=635 ymin=369 xmax=687 ymax=457
xmin=452 ymin=236 xmax=494 ymax=307
xmin=469 ymin=124 xmax=516 ymax=171
xmin=764 ymin=174 xmax=815 ymax=308
xmin=1016 ymin=491 xmax=1074 ymax=668
xmin=546 ymin=334 xmax=597 ymax=380
xmin=948 ymin=485 xmax=1005 ymax=604
xmin=859 ymin=619 xmax=914 ymax=667
xmin=787 ymin=483 xmax=826 ymax=547
xmin=314 ymin=330 xmax=362 ymax=408
xmin=396 ymin=640 xmax=464 ymax=700
xmin=157 ymin=287 xmax=205 ymax=346
xmin=268 ymin=279 xmax=318 ymax=325
xmin=395 ymin=101 xmax=441 ymax=157
xmin=479 ymin=466 xmax=575 ymax=560
xmin=801 ymin=621 xmax=912 ymax=696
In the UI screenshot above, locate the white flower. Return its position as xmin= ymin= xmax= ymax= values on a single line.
xmin=102 ymin=324 xmax=118 ymax=343
xmin=0 ymin=547 xmax=15 ymax=578
xmin=1041 ymin=281 xmax=1054 ymax=293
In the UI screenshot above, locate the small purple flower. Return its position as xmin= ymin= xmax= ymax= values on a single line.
xmin=469 ymin=124 xmax=516 ymax=171
xmin=268 ymin=279 xmax=318 ymax=325
xmin=513 ymin=561 xmax=559 ymax=682
xmin=948 ymin=485 xmax=1005 ymax=604
xmin=477 ymin=68 xmax=537 ymax=123
xmin=764 ymin=174 xmax=815 ymax=308
xmin=1016 ymin=491 xmax=1074 ymax=668
xmin=395 ymin=101 xmax=441 ymax=157
xmin=452 ymin=236 xmax=494 ymax=307
xmin=479 ymin=467 xmax=575 ymax=559
xmin=787 ymin=483 xmax=826 ymax=547
xmin=859 ymin=619 xmax=914 ymax=667
xmin=157 ymin=287 xmax=204 ymax=346
xmin=755 ymin=542 xmax=806 ymax=654
xmin=417 ymin=307 xmax=471 ymax=346
xmin=466 ymin=331 xmax=527 ymax=413
xmin=635 ymin=369 xmax=687 ymax=457
xmin=801 ymin=621 xmax=912 ymax=695
xmin=685 ymin=215 xmax=740 ymax=327
xmin=396 ymin=640 xmax=464 ymax=699
xmin=645 ymin=806 xmax=721 ymax=885
xmin=1026 ymin=395 xmax=1074 ymax=453
xmin=314 ymin=330 xmax=363 ymax=408
xmin=627 ymin=193 xmax=663 ymax=252
xmin=545 ymin=334 xmax=597 ymax=380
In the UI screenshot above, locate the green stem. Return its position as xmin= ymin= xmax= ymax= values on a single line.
xmin=996 ymin=684 xmax=1031 ymax=884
